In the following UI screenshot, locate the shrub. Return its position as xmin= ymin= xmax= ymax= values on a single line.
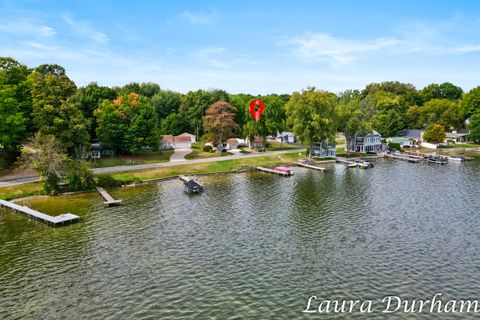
xmin=67 ymin=160 xmax=96 ymax=191
xmin=96 ymin=174 xmax=123 ymax=188
xmin=203 ymin=145 xmax=213 ymax=152
xmin=388 ymin=142 xmax=401 ymax=151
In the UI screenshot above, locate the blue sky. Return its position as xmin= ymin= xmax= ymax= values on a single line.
xmin=1 ymin=0 xmax=480 ymax=94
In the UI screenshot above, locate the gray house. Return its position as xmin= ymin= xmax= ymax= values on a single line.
xmin=346 ymin=130 xmax=384 ymax=153
xmin=310 ymin=142 xmax=336 ymax=157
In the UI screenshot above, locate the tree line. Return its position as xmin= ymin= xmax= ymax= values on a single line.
xmin=2 ymin=56 xmax=480 ymax=167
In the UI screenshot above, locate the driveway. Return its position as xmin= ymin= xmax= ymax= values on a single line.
xmin=170 ymin=148 xmax=192 ymax=162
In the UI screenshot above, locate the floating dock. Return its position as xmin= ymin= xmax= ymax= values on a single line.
xmin=0 ymin=199 xmax=80 ymax=226
xmin=296 ymin=161 xmax=325 ymax=171
xmin=256 ymin=167 xmax=292 ymax=176
xmin=385 ymin=153 xmax=421 ymax=163
xmin=96 ymin=187 xmax=122 ymax=206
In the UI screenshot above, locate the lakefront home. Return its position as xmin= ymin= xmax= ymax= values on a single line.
xmin=446 ymin=129 xmax=471 ymax=143
xmin=310 ymin=142 xmax=336 ymax=157
xmin=386 ymin=136 xmax=416 ymax=148
xmin=246 ymin=136 xmax=265 ymax=149
xmin=346 ymin=130 xmax=384 ymax=153
xmin=161 ymin=134 xmax=192 ymax=149
xmin=275 ymin=132 xmax=296 ymax=144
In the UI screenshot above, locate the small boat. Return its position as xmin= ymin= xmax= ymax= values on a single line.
xmin=348 ymin=162 xmax=358 ymax=168
xmin=426 ymin=155 xmax=448 ymax=164
xmin=448 ymin=155 xmax=465 ymax=162
xmin=184 ymin=180 xmax=204 ymax=193
xmin=275 ymin=166 xmax=293 ymax=174
xmin=355 ymin=159 xmax=374 ymax=169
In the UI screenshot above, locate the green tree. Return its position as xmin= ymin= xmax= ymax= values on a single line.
xmin=118 ymin=82 xmax=161 ymax=97
xmin=29 ymin=64 xmax=89 ymax=155
xmin=419 ymin=82 xmax=463 ymax=102
xmin=75 ymin=82 xmax=117 ymax=137
xmin=20 ymin=133 xmax=67 ymax=195
xmin=127 ymin=101 xmax=160 ymax=153
xmin=203 ymin=101 xmax=239 ymax=146
xmin=0 ymin=70 xmax=27 ymax=162
xmin=285 ymin=89 xmax=337 ymax=154
xmin=160 ymin=113 xmax=189 ymax=135
xmin=423 ymin=123 xmax=446 ymax=144
xmin=151 ymin=89 xmax=183 ymax=119
xmin=178 ymin=89 xmax=229 ymax=137
xmin=371 ymin=109 xmax=404 ymax=137
xmin=460 ymin=86 xmax=480 ymax=118
xmin=468 ymin=111 xmax=480 ymax=142
xmin=419 ymin=99 xmax=463 ymax=130
xmin=95 ymin=92 xmax=159 ymax=153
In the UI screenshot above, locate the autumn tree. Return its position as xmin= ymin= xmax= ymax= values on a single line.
xmin=423 ymin=123 xmax=446 ymax=144
xmin=203 ymin=101 xmax=239 ymax=147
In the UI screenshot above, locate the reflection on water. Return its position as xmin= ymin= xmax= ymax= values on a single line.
xmin=1 ymin=159 xmax=480 ymax=319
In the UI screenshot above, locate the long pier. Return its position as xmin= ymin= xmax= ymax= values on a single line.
xmin=0 ymin=199 xmax=80 ymax=226
xmin=296 ymin=161 xmax=325 ymax=171
xmin=385 ymin=153 xmax=421 ymax=163
xmin=256 ymin=167 xmax=292 ymax=176
xmin=96 ymin=187 xmax=122 ymax=206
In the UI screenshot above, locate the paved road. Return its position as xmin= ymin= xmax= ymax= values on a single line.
xmin=0 ymin=149 xmax=305 ymax=187
xmin=170 ymin=148 xmax=192 ymax=162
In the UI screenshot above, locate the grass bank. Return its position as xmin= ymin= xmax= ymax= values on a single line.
xmin=0 ymin=151 xmax=311 ymax=200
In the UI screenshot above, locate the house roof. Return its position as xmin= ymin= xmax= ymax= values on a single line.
xmin=446 ymin=132 xmax=469 ymax=138
xmin=277 ymin=131 xmax=294 ymax=137
xmin=179 ymin=132 xmax=194 ymax=137
xmin=174 ymin=135 xmax=191 ymax=142
xmin=161 ymin=135 xmax=174 ymax=143
xmin=227 ymin=138 xmax=238 ymax=144
xmin=402 ymin=129 xmax=424 ymax=139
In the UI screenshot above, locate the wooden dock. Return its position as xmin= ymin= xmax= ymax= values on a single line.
xmin=0 ymin=199 xmax=80 ymax=226
xmin=96 ymin=187 xmax=122 ymax=206
xmin=385 ymin=153 xmax=421 ymax=163
xmin=256 ymin=167 xmax=292 ymax=176
xmin=296 ymin=161 xmax=325 ymax=171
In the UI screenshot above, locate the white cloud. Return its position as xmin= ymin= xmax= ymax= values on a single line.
xmin=193 ymin=47 xmax=229 ymax=68
xmin=61 ymin=12 xmax=108 ymax=43
xmin=0 ymin=20 xmax=55 ymax=37
xmin=285 ymin=33 xmax=399 ymax=64
xmin=179 ymin=9 xmax=218 ymax=25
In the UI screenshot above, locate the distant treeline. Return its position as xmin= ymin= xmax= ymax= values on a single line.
xmin=1 ymin=56 xmax=480 ymax=166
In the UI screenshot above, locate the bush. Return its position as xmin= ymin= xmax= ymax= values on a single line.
xmin=96 ymin=174 xmax=123 ymax=188
xmin=67 ymin=160 xmax=96 ymax=191
xmin=203 ymin=145 xmax=213 ymax=152
xmin=388 ymin=142 xmax=401 ymax=151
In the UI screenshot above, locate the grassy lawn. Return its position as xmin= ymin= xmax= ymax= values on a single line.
xmin=110 ymin=152 xmax=303 ymax=182
xmin=0 ymin=182 xmax=43 ymax=201
xmin=266 ymin=141 xmax=302 ymax=151
xmin=89 ymin=150 xmax=174 ymax=168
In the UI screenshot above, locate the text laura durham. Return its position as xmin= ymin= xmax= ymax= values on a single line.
xmin=303 ymin=294 xmax=480 ymax=314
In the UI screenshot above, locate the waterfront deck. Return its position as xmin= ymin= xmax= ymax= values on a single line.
xmin=96 ymin=187 xmax=122 ymax=206
xmin=256 ymin=167 xmax=292 ymax=176
xmin=0 ymin=199 xmax=80 ymax=226
xmin=385 ymin=153 xmax=421 ymax=163
xmin=296 ymin=161 xmax=325 ymax=171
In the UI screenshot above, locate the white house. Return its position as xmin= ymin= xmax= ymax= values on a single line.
xmin=275 ymin=132 xmax=296 ymax=144
xmin=386 ymin=137 xmax=416 ymax=148
xmin=178 ymin=132 xmax=196 ymax=143
xmin=161 ymin=134 xmax=192 ymax=149
xmin=346 ymin=130 xmax=384 ymax=153
xmin=446 ymin=130 xmax=471 ymax=143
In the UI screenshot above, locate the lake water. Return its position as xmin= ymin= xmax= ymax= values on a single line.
xmin=1 ymin=159 xmax=480 ymax=319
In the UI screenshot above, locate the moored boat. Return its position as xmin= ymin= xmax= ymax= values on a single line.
xmin=425 ymin=155 xmax=448 ymax=164
xmin=275 ymin=166 xmax=293 ymax=174
xmin=448 ymin=155 xmax=465 ymax=162
xmin=184 ymin=180 xmax=204 ymax=193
